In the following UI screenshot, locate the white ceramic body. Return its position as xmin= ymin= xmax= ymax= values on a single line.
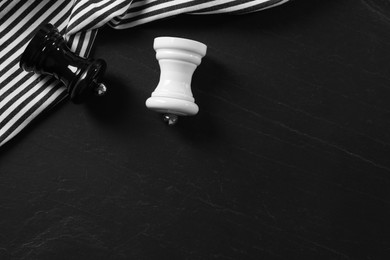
xmin=146 ymin=37 xmax=207 ymax=116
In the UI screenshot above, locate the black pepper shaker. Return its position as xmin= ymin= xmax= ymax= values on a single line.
xmin=19 ymin=23 xmax=107 ymax=103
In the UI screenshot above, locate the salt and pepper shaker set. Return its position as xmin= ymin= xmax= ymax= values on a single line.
xmin=20 ymin=23 xmax=207 ymax=125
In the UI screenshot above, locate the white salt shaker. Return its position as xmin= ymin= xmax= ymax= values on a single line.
xmin=146 ymin=36 xmax=207 ymax=125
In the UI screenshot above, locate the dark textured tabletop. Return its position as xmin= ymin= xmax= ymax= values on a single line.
xmin=1 ymin=0 xmax=390 ymax=259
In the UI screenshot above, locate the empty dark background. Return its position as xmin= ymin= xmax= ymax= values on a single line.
xmin=1 ymin=0 xmax=390 ymax=259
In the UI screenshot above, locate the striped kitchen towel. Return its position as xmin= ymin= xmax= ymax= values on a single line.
xmin=0 ymin=0 xmax=290 ymax=147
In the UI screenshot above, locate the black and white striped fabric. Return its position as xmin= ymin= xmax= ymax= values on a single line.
xmin=0 ymin=0 xmax=290 ymax=147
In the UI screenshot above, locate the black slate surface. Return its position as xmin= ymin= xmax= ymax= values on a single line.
xmin=1 ymin=0 xmax=390 ymax=259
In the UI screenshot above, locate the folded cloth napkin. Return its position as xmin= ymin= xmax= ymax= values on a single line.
xmin=0 ymin=0 xmax=290 ymax=147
